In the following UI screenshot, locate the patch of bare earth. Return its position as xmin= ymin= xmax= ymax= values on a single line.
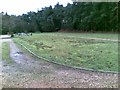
xmin=2 ymin=38 xmax=118 ymax=88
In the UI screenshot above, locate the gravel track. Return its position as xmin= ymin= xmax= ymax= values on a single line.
xmin=2 ymin=38 xmax=118 ymax=88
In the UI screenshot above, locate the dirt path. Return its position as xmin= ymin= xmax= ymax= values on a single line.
xmin=80 ymin=37 xmax=119 ymax=42
xmin=2 ymin=38 xmax=118 ymax=88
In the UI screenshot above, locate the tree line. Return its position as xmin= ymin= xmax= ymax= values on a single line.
xmin=1 ymin=2 xmax=119 ymax=34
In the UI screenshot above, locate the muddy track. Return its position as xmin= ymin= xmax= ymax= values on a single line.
xmin=80 ymin=37 xmax=119 ymax=42
xmin=2 ymin=38 xmax=118 ymax=88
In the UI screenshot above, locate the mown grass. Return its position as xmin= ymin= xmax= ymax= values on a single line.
xmin=34 ymin=32 xmax=118 ymax=40
xmin=2 ymin=42 xmax=12 ymax=64
xmin=13 ymin=33 xmax=118 ymax=72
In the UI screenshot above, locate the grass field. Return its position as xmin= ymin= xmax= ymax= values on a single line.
xmin=13 ymin=33 xmax=118 ymax=72
xmin=2 ymin=42 xmax=12 ymax=64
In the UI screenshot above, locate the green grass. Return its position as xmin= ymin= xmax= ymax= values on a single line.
xmin=2 ymin=42 xmax=12 ymax=64
xmin=33 ymin=32 xmax=118 ymax=40
xmin=13 ymin=33 xmax=118 ymax=72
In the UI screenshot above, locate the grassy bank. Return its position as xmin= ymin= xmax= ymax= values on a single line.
xmin=13 ymin=33 xmax=118 ymax=72
xmin=2 ymin=42 xmax=12 ymax=64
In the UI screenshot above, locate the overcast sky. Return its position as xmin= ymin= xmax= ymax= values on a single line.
xmin=0 ymin=0 xmax=73 ymax=15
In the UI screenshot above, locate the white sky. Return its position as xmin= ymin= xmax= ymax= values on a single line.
xmin=0 ymin=0 xmax=73 ymax=16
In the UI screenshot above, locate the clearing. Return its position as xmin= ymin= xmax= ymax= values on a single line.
xmin=1 ymin=33 xmax=119 ymax=88
xmin=14 ymin=33 xmax=119 ymax=72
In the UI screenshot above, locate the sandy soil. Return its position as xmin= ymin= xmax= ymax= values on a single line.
xmin=1 ymin=37 xmax=118 ymax=88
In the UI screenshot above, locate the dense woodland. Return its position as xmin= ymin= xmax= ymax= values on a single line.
xmin=1 ymin=2 xmax=120 ymax=34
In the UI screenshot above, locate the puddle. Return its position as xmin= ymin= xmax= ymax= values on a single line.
xmin=14 ymin=52 xmax=23 ymax=57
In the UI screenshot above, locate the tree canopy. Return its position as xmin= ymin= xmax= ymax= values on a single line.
xmin=1 ymin=2 xmax=119 ymax=34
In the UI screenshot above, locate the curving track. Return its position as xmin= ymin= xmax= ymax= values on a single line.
xmin=2 ymin=36 xmax=118 ymax=88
